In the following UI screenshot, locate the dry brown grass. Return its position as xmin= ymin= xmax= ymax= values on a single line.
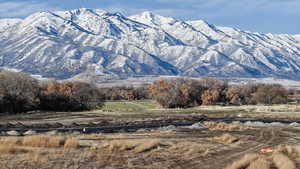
xmin=272 ymin=152 xmax=296 ymax=169
xmin=0 ymin=135 xmax=70 ymax=149
xmin=185 ymin=148 xmax=210 ymax=157
xmin=22 ymin=135 xmax=66 ymax=148
xmin=212 ymin=133 xmax=239 ymax=144
xmin=203 ymin=121 xmax=250 ymax=131
xmin=27 ymin=150 xmax=49 ymax=165
xmin=134 ymin=139 xmax=164 ymax=153
xmin=226 ymin=153 xmax=260 ymax=169
xmin=64 ymin=138 xmax=80 ymax=149
xmin=247 ymin=158 xmax=270 ymax=169
xmin=0 ymin=137 xmax=27 ymax=155
xmin=104 ymin=139 xmax=164 ymax=153
xmin=169 ymin=141 xmax=212 ymax=158
xmin=228 ymin=145 xmax=300 ymax=169
xmin=276 ymin=145 xmax=300 ymax=158
xmin=0 ymin=137 xmax=22 ymax=146
xmin=0 ymin=145 xmax=27 ymax=154
xmin=78 ymin=133 xmax=105 ymax=140
xmin=291 ymin=145 xmax=300 ymax=156
xmin=105 ymin=140 xmax=136 ymax=152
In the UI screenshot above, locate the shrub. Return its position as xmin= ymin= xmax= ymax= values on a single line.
xmin=0 ymin=71 xmax=40 ymax=114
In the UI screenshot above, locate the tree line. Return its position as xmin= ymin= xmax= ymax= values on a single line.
xmin=0 ymin=71 xmax=104 ymax=114
xmin=148 ymin=78 xmax=290 ymax=108
xmin=0 ymin=71 xmax=297 ymax=114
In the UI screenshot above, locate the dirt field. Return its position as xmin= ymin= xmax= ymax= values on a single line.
xmin=1 ymin=104 xmax=300 ymax=169
xmin=0 ymin=122 xmax=300 ymax=169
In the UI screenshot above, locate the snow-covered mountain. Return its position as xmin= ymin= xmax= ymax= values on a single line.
xmin=1 ymin=8 xmax=300 ymax=81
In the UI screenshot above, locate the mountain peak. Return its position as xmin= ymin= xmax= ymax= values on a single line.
xmin=68 ymin=8 xmax=107 ymax=14
xmin=140 ymin=11 xmax=155 ymax=18
xmin=129 ymin=11 xmax=176 ymax=27
xmin=21 ymin=10 xmax=63 ymax=28
xmin=188 ymin=20 xmax=209 ymax=26
xmin=71 ymin=8 xmax=92 ymax=13
xmin=53 ymin=8 xmax=107 ymax=18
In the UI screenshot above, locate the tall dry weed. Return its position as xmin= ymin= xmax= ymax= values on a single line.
xmin=226 ymin=153 xmax=259 ymax=169
xmin=64 ymin=138 xmax=80 ymax=149
xmin=246 ymin=158 xmax=270 ymax=169
xmin=22 ymin=135 xmax=66 ymax=148
xmin=272 ymin=152 xmax=296 ymax=169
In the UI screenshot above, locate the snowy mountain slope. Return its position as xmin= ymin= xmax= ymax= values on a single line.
xmin=0 ymin=9 xmax=179 ymax=79
xmin=1 ymin=8 xmax=300 ymax=81
xmin=294 ymin=35 xmax=300 ymax=42
xmin=0 ymin=19 xmax=22 ymax=32
xmin=131 ymin=12 xmax=300 ymax=79
xmin=129 ymin=12 xmax=214 ymax=48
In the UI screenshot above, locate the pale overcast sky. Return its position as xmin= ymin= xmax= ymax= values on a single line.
xmin=0 ymin=0 xmax=299 ymax=34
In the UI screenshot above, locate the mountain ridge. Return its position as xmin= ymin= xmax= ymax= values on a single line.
xmin=1 ymin=8 xmax=300 ymax=81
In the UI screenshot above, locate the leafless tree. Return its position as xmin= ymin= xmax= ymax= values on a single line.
xmin=149 ymin=78 xmax=207 ymax=108
xmin=0 ymin=71 xmax=40 ymax=114
xmin=39 ymin=81 xmax=104 ymax=111
xmin=252 ymin=84 xmax=288 ymax=105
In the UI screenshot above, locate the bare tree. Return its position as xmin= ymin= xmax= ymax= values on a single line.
xmin=39 ymin=81 xmax=104 ymax=111
xmin=225 ymin=87 xmax=243 ymax=105
xmin=0 ymin=71 xmax=40 ymax=114
xmin=252 ymin=84 xmax=288 ymax=105
xmin=100 ymin=85 xmax=149 ymax=101
xmin=201 ymin=89 xmax=220 ymax=105
xmin=149 ymin=78 xmax=207 ymax=108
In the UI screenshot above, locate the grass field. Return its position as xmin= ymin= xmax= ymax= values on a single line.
xmin=103 ymin=100 xmax=300 ymax=114
xmin=102 ymin=100 xmax=158 ymax=112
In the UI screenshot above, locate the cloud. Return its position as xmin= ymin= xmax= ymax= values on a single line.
xmin=0 ymin=1 xmax=59 ymax=18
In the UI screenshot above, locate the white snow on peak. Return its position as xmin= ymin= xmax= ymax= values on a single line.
xmin=293 ymin=35 xmax=300 ymax=41
xmin=129 ymin=11 xmax=176 ymax=27
xmin=0 ymin=18 xmax=22 ymax=32
xmin=187 ymin=20 xmax=226 ymax=39
xmin=54 ymin=8 xmax=108 ymax=20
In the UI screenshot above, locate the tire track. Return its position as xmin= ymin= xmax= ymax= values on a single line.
xmin=169 ymin=128 xmax=288 ymax=169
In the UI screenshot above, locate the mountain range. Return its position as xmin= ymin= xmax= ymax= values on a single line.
xmin=1 ymin=8 xmax=300 ymax=81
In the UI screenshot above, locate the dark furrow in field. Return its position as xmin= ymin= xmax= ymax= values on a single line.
xmin=0 ymin=116 xmax=300 ymax=134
